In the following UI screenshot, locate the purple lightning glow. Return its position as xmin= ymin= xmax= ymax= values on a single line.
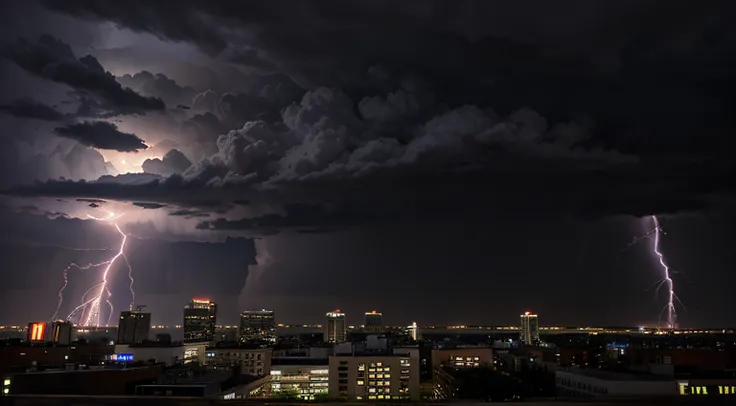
xmin=53 ymin=211 xmax=136 ymax=326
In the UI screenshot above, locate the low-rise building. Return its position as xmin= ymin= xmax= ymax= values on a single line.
xmin=3 ymin=365 xmax=162 ymax=395
xmin=268 ymin=357 xmax=330 ymax=400
xmin=329 ymin=352 xmax=421 ymax=401
xmin=431 ymin=347 xmax=493 ymax=370
xmin=206 ymin=346 xmax=272 ymax=376
xmin=555 ymin=368 xmax=674 ymax=397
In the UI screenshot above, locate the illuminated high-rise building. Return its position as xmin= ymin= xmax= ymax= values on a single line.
xmin=117 ymin=310 xmax=151 ymax=344
xmin=184 ymin=298 xmax=217 ymax=342
xmin=239 ymin=309 xmax=276 ymax=343
xmin=407 ymin=321 xmax=418 ymax=341
xmin=519 ymin=311 xmax=540 ymax=345
xmin=364 ymin=310 xmax=383 ymax=333
xmin=324 ymin=310 xmax=347 ymax=343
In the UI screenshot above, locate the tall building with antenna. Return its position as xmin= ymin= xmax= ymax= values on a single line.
xmin=519 ymin=311 xmax=540 ymax=345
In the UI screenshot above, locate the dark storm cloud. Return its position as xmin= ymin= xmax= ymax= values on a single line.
xmin=2 ymin=0 xmax=733 ymax=230
xmin=116 ymin=71 xmax=196 ymax=108
xmin=53 ymin=121 xmax=148 ymax=152
xmin=3 ymin=34 xmax=165 ymax=114
xmin=0 ymin=99 xmax=66 ymax=121
xmin=132 ymin=202 xmax=165 ymax=209
xmin=226 ymin=48 xmax=278 ymax=72
xmin=142 ymin=149 xmax=193 ymax=177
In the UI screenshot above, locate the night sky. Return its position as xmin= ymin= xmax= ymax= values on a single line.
xmin=0 ymin=1 xmax=734 ymax=328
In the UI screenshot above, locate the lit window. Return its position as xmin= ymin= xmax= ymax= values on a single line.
xmin=385 ymin=374 xmax=391 ymax=379
xmin=376 ymin=362 xmax=382 ymax=367
xmin=357 ymin=380 xmax=364 ymax=386
xmin=384 ymin=367 xmax=390 ymax=372
xmin=386 ymin=395 xmax=391 ymax=399
xmin=358 ymin=363 xmax=365 ymax=371
xmin=378 ymin=395 xmax=384 ymax=399
xmin=368 ymin=395 xmax=377 ymax=400
xmin=3 ymin=379 xmax=10 ymax=386
xmin=369 ymin=374 xmax=376 ymax=379
xmin=369 ymin=388 xmax=376 ymax=393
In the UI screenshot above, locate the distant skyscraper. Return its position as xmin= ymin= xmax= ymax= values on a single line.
xmin=117 ymin=310 xmax=151 ymax=344
xmin=364 ymin=310 xmax=383 ymax=332
xmin=519 ymin=311 xmax=540 ymax=345
xmin=408 ymin=321 xmax=418 ymax=341
xmin=239 ymin=309 xmax=276 ymax=343
xmin=184 ymin=298 xmax=217 ymax=342
xmin=324 ymin=310 xmax=347 ymax=343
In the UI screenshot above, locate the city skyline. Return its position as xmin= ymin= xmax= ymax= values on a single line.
xmin=0 ymin=1 xmax=735 ymax=328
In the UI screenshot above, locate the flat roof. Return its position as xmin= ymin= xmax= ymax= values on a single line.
xmin=558 ymin=368 xmax=673 ymax=382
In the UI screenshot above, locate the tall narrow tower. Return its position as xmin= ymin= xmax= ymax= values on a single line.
xmin=519 ymin=311 xmax=540 ymax=345
xmin=324 ymin=310 xmax=347 ymax=343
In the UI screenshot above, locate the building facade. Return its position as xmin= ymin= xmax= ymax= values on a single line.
xmin=364 ymin=311 xmax=383 ymax=333
xmin=117 ymin=311 xmax=151 ymax=344
xmin=431 ymin=347 xmax=494 ymax=369
xmin=324 ymin=311 xmax=347 ymax=343
xmin=269 ymin=360 xmax=330 ymax=400
xmin=207 ymin=347 xmax=272 ymax=376
xmin=520 ymin=311 xmax=540 ymax=345
xmin=239 ymin=310 xmax=276 ymax=343
xmin=183 ymin=298 xmax=217 ymax=342
xmin=328 ymin=354 xmax=421 ymax=401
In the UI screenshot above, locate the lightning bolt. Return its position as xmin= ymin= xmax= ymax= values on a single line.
xmin=651 ymin=215 xmax=683 ymax=329
xmin=623 ymin=215 xmax=684 ymax=329
xmin=53 ymin=211 xmax=136 ymax=326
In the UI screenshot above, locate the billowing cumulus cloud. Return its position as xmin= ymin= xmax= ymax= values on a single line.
xmin=54 ymin=121 xmax=148 ymax=152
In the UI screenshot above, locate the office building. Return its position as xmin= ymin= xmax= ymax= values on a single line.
xmin=520 ymin=311 xmax=540 ymax=345
xmin=324 ymin=310 xmax=347 ymax=343
xmin=364 ymin=311 xmax=383 ymax=333
xmin=239 ymin=310 xmax=276 ymax=343
xmin=184 ymin=298 xmax=217 ymax=342
xmin=431 ymin=347 xmax=493 ymax=369
xmin=328 ymin=353 xmax=420 ymax=401
xmin=117 ymin=311 xmax=151 ymax=344
xmin=269 ymin=359 xmax=329 ymax=401
xmin=50 ymin=321 xmax=73 ymax=346
xmin=207 ymin=346 xmax=273 ymax=376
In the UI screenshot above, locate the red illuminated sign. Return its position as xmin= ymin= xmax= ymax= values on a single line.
xmin=29 ymin=322 xmax=46 ymax=341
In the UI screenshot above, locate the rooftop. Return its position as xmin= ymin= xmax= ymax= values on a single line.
xmin=272 ymin=357 xmax=329 ymax=366
xmin=559 ymin=367 xmax=673 ymax=382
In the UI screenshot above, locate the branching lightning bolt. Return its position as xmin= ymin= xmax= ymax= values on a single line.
xmin=52 ymin=211 xmax=136 ymax=326
xmin=651 ymin=215 xmax=683 ymax=329
xmin=623 ymin=215 xmax=684 ymax=329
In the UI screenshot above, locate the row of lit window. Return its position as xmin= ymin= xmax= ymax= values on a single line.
xmin=454 ymin=356 xmax=481 ymax=361
xmin=367 ymin=374 xmax=391 ymax=379
xmin=368 ymin=387 xmax=391 ymax=393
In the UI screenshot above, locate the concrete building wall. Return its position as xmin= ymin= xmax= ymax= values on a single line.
xmin=328 ymin=355 xmax=420 ymax=401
